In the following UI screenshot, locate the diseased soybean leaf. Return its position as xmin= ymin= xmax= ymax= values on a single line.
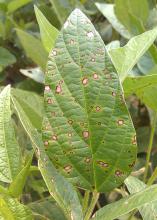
xmin=125 ymin=176 xmax=157 ymax=220
xmin=93 ymin=184 xmax=157 ymax=220
xmin=109 ymin=28 xmax=157 ymax=82
xmin=11 ymin=96 xmax=83 ymax=220
xmin=43 ymin=9 xmax=137 ymax=192
xmin=0 ymin=86 xmax=22 ymax=183
xmin=34 ymin=6 xmax=59 ymax=52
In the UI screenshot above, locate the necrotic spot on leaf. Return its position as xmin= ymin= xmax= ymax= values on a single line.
xmin=64 ymin=165 xmax=72 ymax=174
xmin=45 ymin=85 xmax=51 ymax=92
xmin=83 ymin=131 xmax=89 ymax=138
xmin=93 ymin=73 xmax=98 ymax=80
xmin=52 ymin=49 xmax=57 ymax=56
xmin=87 ymin=31 xmax=94 ymax=39
xmin=97 ymin=161 xmax=109 ymax=168
xmin=44 ymin=141 xmax=49 ymax=146
xmin=115 ymin=170 xmax=123 ymax=177
xmin=96 ymin=106 xmax=101 ymax=112
xmin=117 ymin=119 xmax=124 ymax=126
xmin=56 ymin=85 xmax=62 ymax=94
xmin=82 ymin=78 xmax=88 ymax=86
xmin=52 ymin=135 xmax=57 ymax=141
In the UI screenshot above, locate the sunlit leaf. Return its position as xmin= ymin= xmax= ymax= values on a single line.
xmin=0 ymin=86 xmax=22 ymax=183
xmin=93 ymin=184 xmax=157 ymax=220
xmin=109 ymin=28 xmax=157 ymax=81
xmin=34 ymin=6 xmax=59 ymax=52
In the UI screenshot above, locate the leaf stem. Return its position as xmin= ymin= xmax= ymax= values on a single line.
xmin=147 ymin=167 xmax=157 ymax=185
xmin=143 ymin=112 xmax=157 ymax=182
xmin=84 ymin=191 xmax=99 ymax=220
xmin=83 ymin=190 xmax=90 ymax=214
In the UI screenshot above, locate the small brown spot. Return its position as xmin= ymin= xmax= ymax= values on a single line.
xmin=93 ymin=73 xmax=98 ymax=80
xmin=83 ymin=131 xmax=89 ymax=139
xmin=68 ymin=132 xmax=72 ymax=137
xmin=87 ymin=31 xmax=94 ymax=39
xmin=68 ymin=120 xmax=73 ymax=125
xmin=106 ymin=74 xmax=112 ymax=80
xmin=112 ymin=92 xmax=116 ymax=97
xmin=132 ymin=135 xmax=137 ymax=145
xmin=64 ymin=165 xmax=72 ymax=173
xmin=45 ymin=85 xmax=50 ymax=92
xmin=117 ymin=119 xmax=124 ymax=126
xmin=47 ymin=98 xmax=53 ymax=104
xmin=52 ymin=135 xmax=57 ymax=141
xmin=129 ymin=161 xmax=135 ymax=168
xmin=70 ymin=39 xmax=75 ymax=44
xmin=52 ymin=49 xmax=57 ymax=56
xmin=59 ymin=80 xmax=64 ymax=84
xmin=91 ymin=58 xmax=95 ymax=62
xmin=82 ymin=78 xmax=88 ymax=86
xmin=115 ymin=170 xmax=123 ymax=177
xmin=56 ymin=85 xmax=62 ymax=94
xmin=44 ymin=141 xmax=49 ymax=146
xmin=96 ymin=106 xmax=101 ymax=112
xmin=97 ymin=161 xmax=108 ymax=168
xmin=85 ymin=157 xmax=91 ymax=163
xmin=98 ymin=122 xmax=101 ymax=126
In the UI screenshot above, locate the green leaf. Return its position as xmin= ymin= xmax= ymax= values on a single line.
xmin=0 ymin=85 xmax=22 ymax=183
xmin=0 ymin=196 xmax=33 ymax=220
xmin=123 ymin=74 xmax=157 ymax=96
xmin=16 ymin=29 xmax=48 ymax=70
xmin=34 ymin=6 xmax=59 ymax=52
xmin=0 ymin=47 xmax=16 ymax=70
xmin=95 ymin=3 xmax=131 ymax=39
xmin=115 ymin=0 xmax=149 ymax=33
xmin=11 ymin=88 xmax=44 ymax=131
xmin=109 ymin=28 xmax=157 ymax=81
xmin=123 ymin=75 xmax=157 ymax=111
xmin=7 ymin=0 xmax=32 ymax=14
xmin=20 ymin=67 xmax=44 ymax=84
xmin=125 ymin=176 xmax=157 ymax=220
xmin=9 ymin=152 xmax=33 ymax=198
xmin=11 ymin=96 xmax=83 ymax=220
xmin=93 ymin=184 xmax=157 ymax=220
xmin=29 ymin=197 xmax=66 ymax=220
xmin=49 ymin=0 xmax=82 ymax=25
xmin=43 ymin=8 xmax=137 ymax=192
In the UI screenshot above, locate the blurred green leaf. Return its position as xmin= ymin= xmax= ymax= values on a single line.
xmin=11 ymin=88 xmax=44 ymax=131
xmin=7 ymin=0 xmax=32 ymax=14
xmin=29 ymin=197 xmax=66 ymax=220
xmin=16 ymin=29 xmax=48 ymax=70
xmin=115 ymin=0 xmax=149 ymax=33
xmin=34 ymin=6 xmax=59 ymax=52
xmin=0 ymin=196 xmax=33 ymax=220
xmin=109 ymin=28 xmax=157 ymax=81
xmin=0 ymin=47 xmax=16 ymax=71
xmin=123 ymin=75 xmax=157 ymax=112
xmin=96 ymin=3 xmax=131 ymax=39
xmin=125 ymin=176 xmax=157 ymax=220
xmin=9 ymin=152 xmax=33 ymax=198
xmin=93 ymin=184 xmax=157 ymax=220
xmin=0 ymin=85 xmax=22 ymax=183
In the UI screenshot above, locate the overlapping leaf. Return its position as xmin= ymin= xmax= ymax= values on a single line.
xmin=0 ymin=86 xmax=21 ymax=183
xmin=43 ymin=9 xmax=137 ymax=192
xmin=93 ymin=184 xmax=157 ymax=220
